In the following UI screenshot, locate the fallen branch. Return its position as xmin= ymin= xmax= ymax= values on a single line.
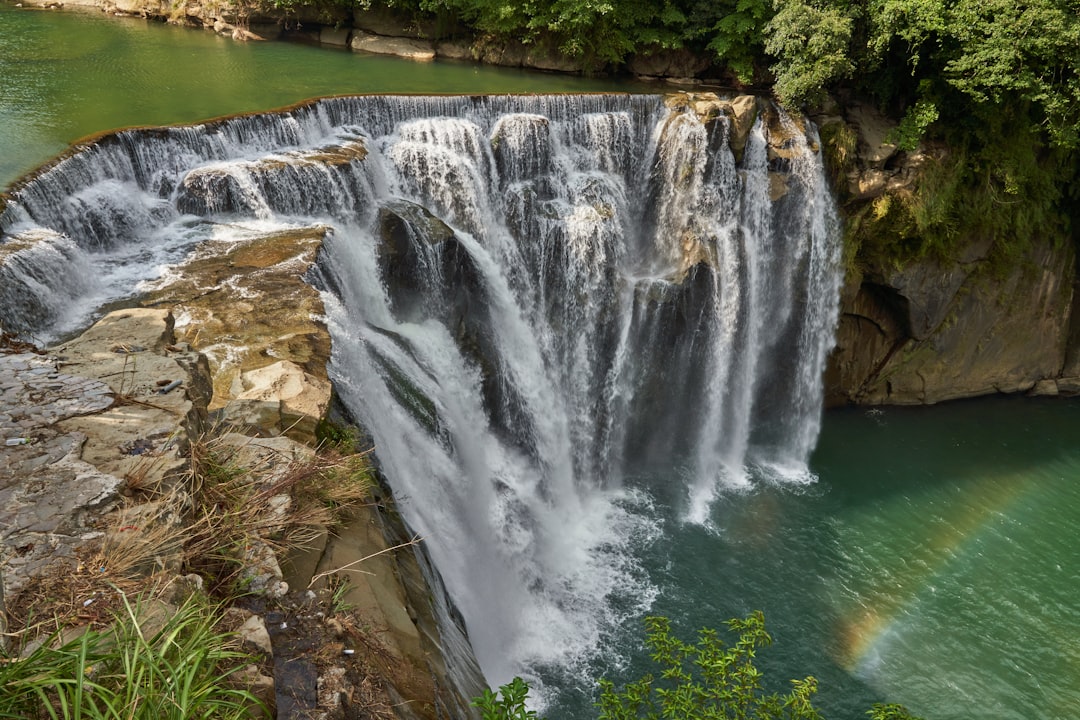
xmin=307 ymin=535 xmax=423 ymax=589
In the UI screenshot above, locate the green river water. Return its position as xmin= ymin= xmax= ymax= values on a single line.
xmin=0 ymin=3 xmax=639 ymax=188
xmin=3 ymin=5 xmax=1079 ymax=718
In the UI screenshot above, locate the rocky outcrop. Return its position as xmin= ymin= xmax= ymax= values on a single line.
xmin=141 ymin=224 xmax=332 ymax=442
xmin=826 ymin=241 xmax=1075 ymax=405
xmin=1 ymin=309 xmax=208 ymax=598
xmin=819 ymin=100 xmax=1079 ymax=405
xmin=139 ymin=221 xmax=486 ymax=717
xmin=2 ymin=229 xmax=486 ymax=716
xmin=350 ymin=31 xmax=436 ymax=61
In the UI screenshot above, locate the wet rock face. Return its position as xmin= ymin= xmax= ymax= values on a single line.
xmin=377 ymin=199 xmax=458 ymax=319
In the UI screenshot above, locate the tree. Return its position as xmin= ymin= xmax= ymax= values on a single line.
xmin=597 ymin=612 xmax=824 ymax=720
xmin=765 ymin=0 xmax=855 ymax=106
xmin=474 ymin=613 xmax=924 ymax=720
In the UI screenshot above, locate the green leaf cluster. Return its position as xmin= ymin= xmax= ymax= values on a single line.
xmin=475 ymin=613 xmax=924 ymax=720
xmin=761 ymin=0 xmax=1080 ymax=270
xmin=768 ymin=0 xmax=1080 ymax=149
xmin=597 ymin=612 xmax=823 ymax=720
xmin=473 ymin=676 xmax=540 ymax=720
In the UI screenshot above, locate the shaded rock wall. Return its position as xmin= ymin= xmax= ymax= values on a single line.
xmin=826 ymin=241 xmax=1076 ymax=405
xmin=819 ymin=102 xmax=1080 ymax=405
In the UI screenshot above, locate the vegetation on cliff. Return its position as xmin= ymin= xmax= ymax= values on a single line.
xmin=775 ymin=0 xmax=1080 ymax=268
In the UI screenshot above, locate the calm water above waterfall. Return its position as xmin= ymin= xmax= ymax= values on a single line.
xmin=0 ymin=2 xmax=640 ymax=189
xmin=2 ymin=10 xmax=1079 ymax=719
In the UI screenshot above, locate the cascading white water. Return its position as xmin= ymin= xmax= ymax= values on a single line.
xmin=0 ymin=94 xmax=842 ymax=691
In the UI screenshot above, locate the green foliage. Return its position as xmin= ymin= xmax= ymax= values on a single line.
xmin=867 ymin=704 xmax=922 ymax=720
xmin=887 ymin=96 xmax=938 ymax=152
xmin=316 ymin=415 xmax=363 ymax=451
xmin=474 ymin=614 xmax=923 ymax=720
xmin=596 ymin=612 xmax=824 ymax=720
xmin=942 ymin=0 xmax=1080 ymax=150
xmin=700 ymin=0 xmax=770 ymax=82
xmin=0 ymin=593 xmax=261 ymax=720
xmin=765 ymin=0 xmax=854 ymax=106
xmin=473 ymin=676 xmax=539 ymax=720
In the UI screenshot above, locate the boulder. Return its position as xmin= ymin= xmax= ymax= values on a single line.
xmin=318 ymin=26 xmax=350 ymax=47
xmin=1029 ymin=379 xmax=1059 ymax=397
xmin=350 ymin=31 xmax=435 ymax=61
xmin=226 ymin=360 xmax=331 ymax=442
xmin=628 ymin=47 xmax=711 ymax=79
xmin=727 ymin=95 xmax=760 ymax=162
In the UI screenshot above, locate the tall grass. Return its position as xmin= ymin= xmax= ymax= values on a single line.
xmin=0 ymin=593 xmax=263 ymax=720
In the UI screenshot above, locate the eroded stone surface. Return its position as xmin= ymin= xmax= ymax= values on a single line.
xmin=141 ymin=225 xmax=331 ymax=438
xmin=350 ymin=31 xmax=435 ymax=61
xmin=1 ymin=309 xmax=207 ymax=598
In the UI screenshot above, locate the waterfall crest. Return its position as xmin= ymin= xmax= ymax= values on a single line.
xmin=0 ymin=94 xmax=842 ymax=686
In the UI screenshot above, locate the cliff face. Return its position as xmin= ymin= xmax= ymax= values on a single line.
xmin=820 ymin=103 xmax=1080 ymax=405
xmin=827 ymin=240 xmax=1076 ymax=405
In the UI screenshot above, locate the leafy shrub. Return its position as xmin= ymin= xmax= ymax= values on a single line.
xmin=474 ymin=613 xmax=924 ymax=720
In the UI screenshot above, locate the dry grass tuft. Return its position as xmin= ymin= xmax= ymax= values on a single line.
xmin=4 ymin=427 xmax=375 ymax=647
xmin=182 ymin=432 xmax=375 ymax=592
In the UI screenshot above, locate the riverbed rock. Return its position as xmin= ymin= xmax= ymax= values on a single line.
xmin=522 ymin=38 xmax=585 ymax=73
xmin=350 ymin=31 xmax=435 ymax=61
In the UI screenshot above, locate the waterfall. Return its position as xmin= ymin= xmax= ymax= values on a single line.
xmin=0 ymin=94 xmax=842 ymax=688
